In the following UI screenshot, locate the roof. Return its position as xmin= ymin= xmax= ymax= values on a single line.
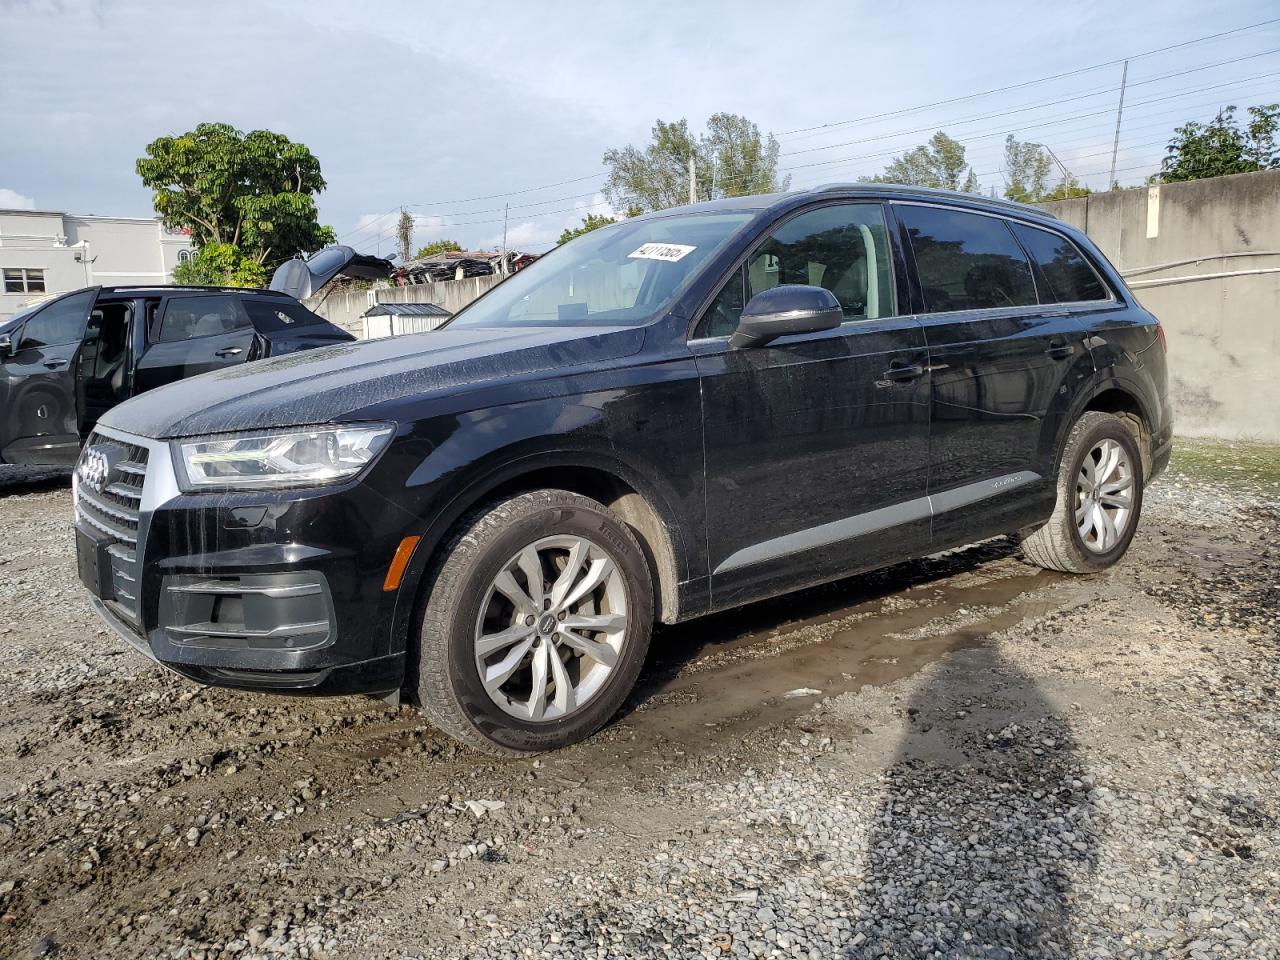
xmin=633 ymin=183 xmax=1057 ymax=221
xmin=361 ymin=302 xmax=452 ymax=317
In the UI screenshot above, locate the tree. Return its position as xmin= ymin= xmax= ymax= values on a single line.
xmin=414 ymin=238 xmax=463 ymax=259
xmin=137 ymin=122 xmax=336 ymax=286
xmin=603 ymin=114 xmax=788 ymax=212
xmin=396 ymin=209 xmax=414 ymax=263
xmin=872 ymin=132 xmax=979 ymax=193
xmin=1003 ymin=135 xmax=1052 ymax=202
xmin=558 ymin=213 xmax=616 ymax=245
xmin=702 ymin=112 xmax=786 ymax=199
xmin=1039 ymin=181 xmax=1090 ymax=202
xmin=556 ymin=207 xmax=644 ymax=245
xmin=172 ymin=242 xmax=267 ymax=288
xmin=1157 ymin=104 xmax=1280 ymax=183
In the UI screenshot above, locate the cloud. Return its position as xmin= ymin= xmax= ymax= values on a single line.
xmin=0 ymin=187 xmax=36 ymax=210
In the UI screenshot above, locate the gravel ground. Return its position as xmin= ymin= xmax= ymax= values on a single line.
xmin=0 ymin=441 xmax=1277 ymax=960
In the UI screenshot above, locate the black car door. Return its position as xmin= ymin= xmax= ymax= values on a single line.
xmin=0 ymin=287 xmax=98 ymax=465
xmin=133 ymin=293 xmax=260 ymax=395
xmin=892 ymin=202 xmax=1095 ymax=547
xmin=692 ymin=202 xmax=932 ymax=610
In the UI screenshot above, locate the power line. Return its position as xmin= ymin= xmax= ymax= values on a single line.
xmin=775 ymin=17 xmax=1280 ymax=139
xmin=780 ymin=59 xmax=1280 ymax=159
xmin=336 ymin=18 xmax=1280 ymax=242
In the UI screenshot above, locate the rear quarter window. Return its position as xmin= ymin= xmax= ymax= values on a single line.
xmin=242 ymin=299 xmax=325 ymax=333
xmin=1011 ymin=223 xmax=1110 ymax=303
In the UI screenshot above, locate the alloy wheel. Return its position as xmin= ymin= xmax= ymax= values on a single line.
xmin=473 ymin=535 xmax=628 ymax=721
xmin=1076 ymin=437 xmax=1135 ymax=553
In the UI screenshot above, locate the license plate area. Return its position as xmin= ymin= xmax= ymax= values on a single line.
xmin=76 ymin=526 xmax=116 ymax=600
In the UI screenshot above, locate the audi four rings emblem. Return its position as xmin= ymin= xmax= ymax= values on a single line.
xmin=79 ymin=448 xmax=109 ymax=493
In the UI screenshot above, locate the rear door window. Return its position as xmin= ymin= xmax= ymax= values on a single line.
xmin=1010 ymin=223 xmax=1109 ymax=303
xmin=242 ymin=299 xmax=324 ymax=333
xmin=156 ymin=295 xmax=249 ymax=342
xmin=897 ymin=205 xmax=1036 ymax=312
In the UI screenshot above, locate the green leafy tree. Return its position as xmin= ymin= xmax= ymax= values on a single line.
xmin=172 ymin=242 xmax=267 ymax=288
xmin=872 ymin=131 xmax=979 ymax=193
xmin=1157 ymin=104 xmax=1280 ymax=183
xmin=558 ymin=212 xmax=617 ymax=245
xmin=1003 ymin=135 xmax=1052 ymax=202
xmin=137 ymin=122 xmax=335 ymax=286
xmin=603 ymin=114 xmax=789 ymax=212
xmin=702 ymin=112 xmax=786 ymax=199
xmin=414 ymin=238 xmax=463 ymax=258
xmin=1039 ymin=181 xmax=1091 ymax=202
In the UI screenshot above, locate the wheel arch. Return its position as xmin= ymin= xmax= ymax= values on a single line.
xmin=1046 ymin=373 xmax=1157 ymax=484
xmin=393 ymin=451 xmax=687 ymax=656
xmin=1078 ymin=379 xmax=1156 ymax=480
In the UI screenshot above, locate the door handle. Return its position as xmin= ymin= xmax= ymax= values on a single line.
xmin=1045 ymin=342 xmax=1074 ymax=360
xmin=214 ymin=347 xmax=244 ymax=358
xmin=43 ymin=359 xmax=68 ymax=370
xmin=879 ymin=363 xmax=925 ymax=382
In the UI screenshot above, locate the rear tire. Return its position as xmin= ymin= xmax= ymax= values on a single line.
xmin=414 ymin=489 xmax=653 ymax=756
xmin=1021 ymin=411 xmax=1144 ymax=574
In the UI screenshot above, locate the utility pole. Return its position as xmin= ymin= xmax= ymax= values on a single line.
xmin=688 ymin=152 xmax=697 ymax=205
xmin=1108 ymin=60 xmax=1129 ymax=191
xmin=501 ymin=202 xmax=509 ymax=276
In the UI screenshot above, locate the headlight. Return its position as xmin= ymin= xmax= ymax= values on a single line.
xmin=176 ymin=424 xmax=394 ymax=491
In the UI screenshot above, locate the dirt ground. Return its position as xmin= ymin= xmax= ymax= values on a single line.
xmin=0 ymin=439 xmax=1277 ymax=960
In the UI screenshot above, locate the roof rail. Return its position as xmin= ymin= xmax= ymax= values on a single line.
xmin=813 ymin=182 xmax=1055 ymax=218
xmin=101 ymin=284 xmax=290 ymax=296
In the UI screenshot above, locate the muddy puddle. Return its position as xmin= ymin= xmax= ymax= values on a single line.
xmin=528 ymin=546 xmax=1068 ymax=782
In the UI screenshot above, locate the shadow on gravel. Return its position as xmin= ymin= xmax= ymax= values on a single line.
xmin=849 ymin=647 xmax=1097 ymax=959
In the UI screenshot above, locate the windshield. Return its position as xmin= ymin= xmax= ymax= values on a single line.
xmin=448 ymin=212 xmax=753 ymax=329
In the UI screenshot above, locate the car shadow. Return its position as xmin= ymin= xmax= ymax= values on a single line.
xmin=0 ymin=465 xmax=72 ymax=498
xmin=846 ymin=644 xmax=1098 ymax=958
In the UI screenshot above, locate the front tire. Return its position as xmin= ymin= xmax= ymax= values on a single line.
xmin=414 ymin=489 xmax=654 ymax=756
xmin=1021 ymin=411 xmax=1144 ymax=574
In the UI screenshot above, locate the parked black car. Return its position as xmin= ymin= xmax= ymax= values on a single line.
xmin=73 ymin=184 xmax=1172 ymax=755
xmin=0 ymin=246 xmax=389 ymax=465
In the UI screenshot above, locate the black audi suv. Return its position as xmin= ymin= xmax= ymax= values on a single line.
xmin=72 ymin=184 xmax=1171 ymax=755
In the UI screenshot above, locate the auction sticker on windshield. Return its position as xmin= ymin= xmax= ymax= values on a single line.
xmin=628 ymin=242 xmax=696 ymax=262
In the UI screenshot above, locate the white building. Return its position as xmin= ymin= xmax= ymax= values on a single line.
xmin=0 ymin=209 xmax=194 ymax=320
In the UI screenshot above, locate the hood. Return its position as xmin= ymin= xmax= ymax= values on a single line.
xmin=269 ymin=245 xmax=394 ymax=300
xmin=98 ymin=324 xmax=645 ymax=440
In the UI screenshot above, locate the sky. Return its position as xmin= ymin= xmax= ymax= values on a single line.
xmin=1 ymin=0 xmax=1278 ymax=256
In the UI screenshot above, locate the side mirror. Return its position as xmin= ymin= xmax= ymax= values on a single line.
xmin=0 ymin=333 xmax=11 ymax=358
xmin=729 ymin=284 xmax=842 ymax=349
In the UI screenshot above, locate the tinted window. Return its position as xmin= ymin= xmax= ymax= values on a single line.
xmin=899 ymin=206 xmax=1035 ymax=312
xmin=243 ymin=299 xmax=323 ymax=332
xmin=18 ymin=289 xmax=96 ymax=349
xmin=698 ymin=203 xmax=894 ymax=339
xmin=1011 ymin=223 xmax=1108 ymax=303
xmin=157 ymin=295 xmax=248 ymax=342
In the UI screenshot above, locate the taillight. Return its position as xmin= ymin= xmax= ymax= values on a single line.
xmin=1155 ymin=322 xmax=1167 ymax=354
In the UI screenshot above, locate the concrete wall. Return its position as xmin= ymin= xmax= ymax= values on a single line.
xmin=1038 ymin=169 xmax=1280 ymax=442
xmin=305 ymin=274 xmax=505 ymax=337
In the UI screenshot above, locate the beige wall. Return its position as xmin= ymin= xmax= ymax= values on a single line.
xmin=1039 ymin=169 xmax=1280 ymax=442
